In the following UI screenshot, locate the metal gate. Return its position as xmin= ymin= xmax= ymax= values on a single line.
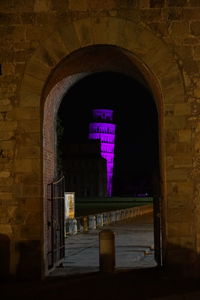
xmin=47 ymin=176 xmax=65 ymax=270
xmin=153 ymin=196 xmax=162 ymax=266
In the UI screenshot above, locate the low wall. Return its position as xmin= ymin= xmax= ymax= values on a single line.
xmin=65 ymin=204 xmax=153 ymax=235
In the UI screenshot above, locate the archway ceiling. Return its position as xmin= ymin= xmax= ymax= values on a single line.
xmin=43 ymin=45 xmax=149 ymax=100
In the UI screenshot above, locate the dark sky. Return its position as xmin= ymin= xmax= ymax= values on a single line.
xmin=58 ymin=72 xmax=159 ymax=196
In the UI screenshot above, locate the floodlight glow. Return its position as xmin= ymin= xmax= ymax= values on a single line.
xmin=89 ymin=109 xmax=116 ymax=197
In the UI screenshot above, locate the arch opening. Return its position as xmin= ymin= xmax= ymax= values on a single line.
xmin=43 ymin=45 xmax=164 ymax=275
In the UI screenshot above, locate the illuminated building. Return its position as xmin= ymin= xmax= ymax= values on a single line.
xmin=89 ymin=109 xmax=116 ymax=197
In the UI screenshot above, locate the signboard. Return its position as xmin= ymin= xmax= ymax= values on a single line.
xmin=64 ymin=192 xmax=75 ymax=219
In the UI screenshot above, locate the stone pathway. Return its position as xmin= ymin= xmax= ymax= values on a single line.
xmin=51 ymin=212 xmax=157 ymax=276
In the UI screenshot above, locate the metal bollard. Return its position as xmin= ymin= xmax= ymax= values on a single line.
xmin=99 ymin=229 xmax=115 ymax=272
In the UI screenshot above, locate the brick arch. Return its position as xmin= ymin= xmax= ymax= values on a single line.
xmin=18 ymin=17 xmax=185 ymax=275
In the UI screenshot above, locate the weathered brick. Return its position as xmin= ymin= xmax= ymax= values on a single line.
xmin=14 ymin=159 xmax=33 ymax=172
xmin=193 ymin=46 xmax=200 ymax=60
xmin=170 ymin=21 xmax=189 ymax=38
xmin=175 ymin=45 xmax=192 ymax=60
xmin=36 ymin=12 xmax=56 ymax=25
xmin=0 ymin=1 xmax=14 ymax=12
xmin=178 ymin=129 xmax=192 ymax=142
xmin=16 ymin=146 xmax=40 ymax=159
xmin=174 ymin=103 xmax=191 ymax=115
xmin=12 ymin=0 xmax=35 ymax=12
xmin=173 ymin=154 xmax=193 ymax=168
xmin=0 ymin=121 xmax=17 ymax=131
xmin=167 ymin=169 xmax=190 ymax=181
xmin=22 ymin=185 xmax=41 ymax=197
xmin=91 ymin=0 xmax=117 ymax=10
xmin=24 ymin=198 xmax=40 ymax=211
xmin=20 ymin=224 xmax=40 ymax=239
xmin=0 ymin=13 xmax=21 ymax=25
xmin=183 ymin=8 xmax=200 ymax=20
xmin=167 ymin=222 xmax=193 ymax=237
xmin=0 ymin=131 xmax=14 ymax=141
xmin=69 ymin=0 xmax=89 ymax=11
xmin=167 ymin=182 xmax=194 ymax=197
xmin=2 ymin=26 xmax=26 ymax=40
xmin=164 ymin=7 xmax=182 ymax=21
xmin=138 ymin=0 xmax=150 ymax=8
xmin=150 ymin=0 xmax=165 ymax=8
xmin=18 ymin=120 xmax=40 ymax=133
xmin=2 ymin=63 xmax=15 ymax=75
xmin=26 ymin=25 xmax=44 ymax=40
xmin=21 ymin=13 xmax=37 ymax=24
xmin=184 ymin=37 xmax=199 ymax=45
xmin=34 ymin=0 xmax=51 ymax=12
xmin=168 ymin=0 xmax=188 ymax=7
xmin=74 ymin=18 xmax=93 ymax=47
xmin=0 ymin=171 xmax=11 ymax=178
xmin=140 ymin=8 xmax=163 ymax=22
xmin=190 ymin=21 xmax=200 ymax=36
xmin=182 ymin=57 xmax=199 ymax=74
xmin=167 ymin=207 xmax=193 ymax=223
xmin=149 ymin=22 xmax=169 ymax=36
xmin=8 ymin=107 xmax=39 ymax=120
xmin=0 ymin=192 xmax=13 ymax=200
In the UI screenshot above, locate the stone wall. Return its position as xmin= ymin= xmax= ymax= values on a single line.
xmin=0 ymin=0 xmax=200 ymax=277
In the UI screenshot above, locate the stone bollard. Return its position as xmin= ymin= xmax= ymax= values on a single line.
xmin=65 ymin=219 xmax=70 ymax=235
xmin=72 ymin=219 xmax=77 ymax=234
xmin=88 ymin=215 xmax=96 ymax=230
xmin=111 ymin=211 xmax=116 ymax=223
xmin=83 ymin=216 xmax=88 ymax=232
xmin=107 ymin=213 xmax=111 ymax=224
xmin=121 ymin=210 xmax=124 ymax=220
xmin=99 ymin=229 xmax=115 ymax=272
xmin=103 ymin=213 xmax=108 ymax=225
xmin=67 ymin=218 xmax=77 ymax=235
xmin=96 ymin=214 xmax=103 ymax=227
xmin=68 ymin=218 xmax=74 ymax=234
xmin=77 ymin=218 xmax=83 ymax=232
xmin=116 ymin=211 xmax=120 ymax=222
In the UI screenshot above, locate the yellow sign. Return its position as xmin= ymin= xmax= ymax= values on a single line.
xmin=65 ymin=192 xmax=75 ymax=219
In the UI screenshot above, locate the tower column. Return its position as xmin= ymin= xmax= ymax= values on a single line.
xmin=89 ymin=109 xmax=116 ymax=197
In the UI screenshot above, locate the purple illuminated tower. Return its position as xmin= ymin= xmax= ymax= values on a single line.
xmin=89 ymin=109 xmax=116 ymax=197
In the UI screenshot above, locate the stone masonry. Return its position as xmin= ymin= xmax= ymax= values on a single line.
xmin=0 ymin=0 xmax=200 ymax=278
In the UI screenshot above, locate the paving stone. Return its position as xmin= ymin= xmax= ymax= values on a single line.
xmin=52 ymin=213 xmax=156 ymax=276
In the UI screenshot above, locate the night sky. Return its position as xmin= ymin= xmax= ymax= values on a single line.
xmin=58 ymin=72 xmax=159 ymax=196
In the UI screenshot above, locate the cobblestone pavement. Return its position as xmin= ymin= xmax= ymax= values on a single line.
xmin=51 ymin=212 xmax=157 ymax=276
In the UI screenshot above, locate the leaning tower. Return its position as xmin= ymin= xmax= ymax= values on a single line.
xmin=88 ymin=109 xmax=116 ymax=197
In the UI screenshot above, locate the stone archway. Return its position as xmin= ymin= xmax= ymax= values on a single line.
xmin=42 ymin=45 xmax=164 ymax=274
xmin=17 ymin=17 xmax=190 ymax=277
